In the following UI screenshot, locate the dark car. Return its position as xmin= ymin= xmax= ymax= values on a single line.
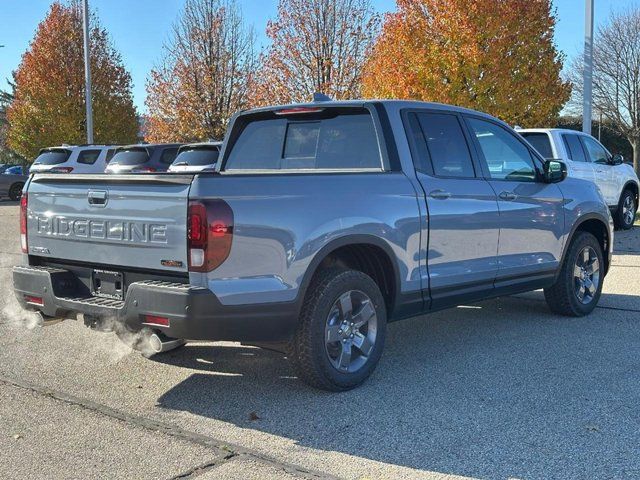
xmin=104 ymin=143 xmax=182 ymax=173
xmin=5 ymin=165 xmax=24 ymax=175
xmin=168 ymin=142 xmax=222 ymax=172
xmin=0 ymin=168 xmax=28 ymax=200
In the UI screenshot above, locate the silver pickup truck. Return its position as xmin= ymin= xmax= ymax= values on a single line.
xmin=13 ymin=100 xmax=614 ymax=391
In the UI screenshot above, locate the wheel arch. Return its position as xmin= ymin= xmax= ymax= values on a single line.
xmin=296 ymin=235 xmax=402 ymax=319
xmin=561 ymin=214 xmax=611 ymax=277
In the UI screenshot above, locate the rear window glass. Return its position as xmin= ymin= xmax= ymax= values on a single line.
xmin=105 ymin=149 xmax=116 ymax=163
xmin=34 ymin=150 xmax=71 ymax=165
xmin=77 ymin=149 xmax=101 ymax=165
xmin=225 ymin=110 xmax=381 ymax=170
xmin=415 ymin=112 xmax=475 ymax=178
xmin=521 ymin=133 xmax=553 ymax=159
xmin=160 ymin=148 xmax=179 ymax=164
xmin=562 ymin=134 xmax=588 ymax=163
xmin=173 ymin=148 xmax=220 ymax=166
xmin=110 ymin=149 xmax=150 ymax=165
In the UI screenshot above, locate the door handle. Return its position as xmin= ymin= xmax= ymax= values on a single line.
xmin=429 ymin=189 xmax=451 ymax=200
xmin=498 ymin=191 xmax=517 ymax=201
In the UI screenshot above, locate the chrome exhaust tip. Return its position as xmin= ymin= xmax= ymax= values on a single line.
xmin=148 ymin=332 xmax=186 ymax=354
xmin=37 ymin=312 xmax=64 ymax=327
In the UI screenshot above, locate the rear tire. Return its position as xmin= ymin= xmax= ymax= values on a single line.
xmin=544 ymin=231 xmax=604 ymax=316
xmin=289 ymin=268 xmax=387 ymax=391
xmin=8 ymin=182 xmax=23 ymax=201
xmin=614 ymin=189 xmax=636 ymax=230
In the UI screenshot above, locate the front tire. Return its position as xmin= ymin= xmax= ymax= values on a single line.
xmin=8 ymin=182 xmax=23 ymax=201
xmin=614 ymin=189 xmax=636 ymax=230
xmin=544 ymin=231 xmax=604 ymax=316
xmin=290 ymin=268 xmax=387 ymax=391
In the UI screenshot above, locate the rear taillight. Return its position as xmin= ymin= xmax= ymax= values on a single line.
xmin=50 ymin=166 xmax=73 ymax=173
xmin=20 ymin=192 xmax=28 ymax=253
xmin=187 ymin=200 xmax=233 ymax=272
xmin=275 ymin=107 xmax=325 ymax=115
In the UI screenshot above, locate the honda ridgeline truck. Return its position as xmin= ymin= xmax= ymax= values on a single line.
xmin=13 ymin=100 xmax=614 ymax=391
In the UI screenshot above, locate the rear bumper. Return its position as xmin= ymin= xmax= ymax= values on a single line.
xmin=12 ymin=265 xmax=298 ymax=342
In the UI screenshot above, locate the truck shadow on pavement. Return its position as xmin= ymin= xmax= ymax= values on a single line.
xmin=154 ymin=290 xmax=640 ymax=479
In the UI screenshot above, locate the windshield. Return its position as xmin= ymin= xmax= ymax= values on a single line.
xmin=173 ymin=148 xmax=220 ymax=166
xmin=109 ymin=149 xmax=150 ymax=166
xmin=33 ymin=149 xmax=71 ymax=165
xmin=521 ymin=132 xmax=553 ymax=159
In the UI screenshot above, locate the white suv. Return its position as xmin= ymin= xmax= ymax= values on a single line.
xmin=30 ymin=145 xmax=118 ymax=174
xmin=520 ymin=128 xmax=639 ymax=229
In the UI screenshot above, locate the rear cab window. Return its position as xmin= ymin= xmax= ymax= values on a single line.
xmin=33 ymin=149 xmax=71 ymax=165
xmin=110 ymin=148 xmax=150 ymax=166
xmin=224 ymin=107 xmax=382 ymax=171
xmin=520 ymin=132 xmax=554 ymax=159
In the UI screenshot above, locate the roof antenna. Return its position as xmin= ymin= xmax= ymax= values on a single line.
xmin=313 ymin=92 xmax=332 ymax=102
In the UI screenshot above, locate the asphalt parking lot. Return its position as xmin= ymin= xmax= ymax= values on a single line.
xmin=1 ymin=199 xmax=639 ymax=480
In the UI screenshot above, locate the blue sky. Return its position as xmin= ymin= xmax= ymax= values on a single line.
xmin=1 ymin=0 xmax=637 ymax=112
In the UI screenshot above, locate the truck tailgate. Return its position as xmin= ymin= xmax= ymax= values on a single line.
xmin=25 ymin=174 xmax=193 ymax=273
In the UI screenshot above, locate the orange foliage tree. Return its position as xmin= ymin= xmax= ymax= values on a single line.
xmin=362 ymin=0 xmax=571 ymax=126
xmin=145 ymin=0 xmax=256 ymax=143
xmin=250 ymin=0 xmax=380 ymax=106
xmin=7 ymin=1 xmax=138 ymax=160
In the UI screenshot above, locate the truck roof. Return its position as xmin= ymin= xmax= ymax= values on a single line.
xmin=518 ymin=128 xmax=591 ymax=136
xmin=240 ymin=99 xmax=511 ymax=128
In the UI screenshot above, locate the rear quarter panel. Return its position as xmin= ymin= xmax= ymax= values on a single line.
xmin=189 ymin=172 xmax=422 ymax=306
xmin=557 ymin=176 xmax=614 ymax=256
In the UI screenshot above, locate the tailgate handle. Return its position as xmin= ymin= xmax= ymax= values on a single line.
xmin=88 ymin=190 xmax=108 ymax=206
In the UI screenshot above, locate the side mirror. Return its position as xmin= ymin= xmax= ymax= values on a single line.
xmin=543 ymin=159 xmax=567 ymax=183
xmin=609 ymin=154 xmax=624 ymax=166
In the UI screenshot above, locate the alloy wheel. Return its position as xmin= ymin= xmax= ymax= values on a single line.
xmin=623 ymin=195 xmax=635 ymax=226
xmin=324 ymin=290 xmax=377 ymax=373
xmin=573 ymin=246 xmax=600 ymax=304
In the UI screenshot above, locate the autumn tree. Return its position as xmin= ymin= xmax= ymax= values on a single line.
xmin=250 ymin=0 xmax=379 ymax=106
xmin=568 ymin=7 xmax=640 ymax=175
xmin=362 ymin=0 xmax=571 ymax=127
xmin=145 ymin=0 xmax=256 ymax=143
xmin=6 ymin=1 xmax=138 ymax=160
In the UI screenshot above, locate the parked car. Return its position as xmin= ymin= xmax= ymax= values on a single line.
xmin=519 ymin=128 xmax=639 ymax=230
xmin=4 ymin=165 xmax=24 ymax=175
xmin=0 ymin=164 xmax=8 ymax=174
xmin=105 ymin=144 xmax=181 ymax=173
xmin=168 ymin=142 xmax=222 ymax=173
xmin=0 ymin=169 xmax=27 ymax=200
xmin=14 ymin=100 xmax=613 ymax=391
xmin=30 ymin=145 xmax=119 ymax=174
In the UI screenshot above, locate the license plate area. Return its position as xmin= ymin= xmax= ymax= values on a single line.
xmin=92 ymin=269 xmax=124 ymax=300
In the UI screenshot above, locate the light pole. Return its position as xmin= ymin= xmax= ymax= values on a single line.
xmin=82 ymin=0 xmax=94 ymax=144
xmin=583 ymin=0 xmax=594 ymax=135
